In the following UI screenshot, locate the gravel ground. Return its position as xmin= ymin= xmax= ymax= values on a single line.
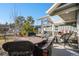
xmin=0 ymin=39 xmax=14 ymax=56
xmin=0 ymin=47 xmax=8 ymax=56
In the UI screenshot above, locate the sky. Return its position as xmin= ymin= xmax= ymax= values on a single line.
xmin=0 ymin=3 xmax=52 ymax=25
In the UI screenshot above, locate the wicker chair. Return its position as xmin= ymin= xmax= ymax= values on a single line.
xmin=33 ymin=38 xmax=53 ymax=56
xmin=2 ymin=41 xmax=34 ymax=56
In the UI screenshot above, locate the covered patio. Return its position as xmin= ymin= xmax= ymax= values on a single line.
xmin=46 ymin=3 xmax=79 ymax=48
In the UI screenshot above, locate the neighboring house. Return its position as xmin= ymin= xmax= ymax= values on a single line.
xmin=46 ymin=3 xmax=79 ymax=48
xmin=0 ymin=24 xmax=15 ymax=35
xmin=0 ymin=24 xmax=9 ymax=33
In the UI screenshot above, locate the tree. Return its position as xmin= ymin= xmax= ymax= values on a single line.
xmin=15 ymin=16 xmax=25 ymax=33
xmin=15 ymin=16 xmax=25 ymax=27
xmin=14 ymin=16 xmax=36 ymax=36
xmin=19 ymin=20 xmax=31 ymax=36
xmin=9 ymin=23 xmax=15 ymax=28
xmin=26 ymin=16 xmax=34 ymax=25
xmin=5 ymin=22 xmax=8 ymax=25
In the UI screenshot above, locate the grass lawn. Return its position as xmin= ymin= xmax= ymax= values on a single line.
xmin=0 ymin=36 xmax=14 ymax=47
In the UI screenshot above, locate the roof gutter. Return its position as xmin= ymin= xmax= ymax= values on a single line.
xmin=46 ymin=3 xmax=61 ymax=15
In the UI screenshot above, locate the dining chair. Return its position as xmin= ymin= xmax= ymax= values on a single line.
xmin=2 ymin=41 xmax=34 ymax=56
xmin=60 ymin=33 xmax=73 ymax=46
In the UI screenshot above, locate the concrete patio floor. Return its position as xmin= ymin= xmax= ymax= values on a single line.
xmin=51 ymin=43 xmax=79 ymax=56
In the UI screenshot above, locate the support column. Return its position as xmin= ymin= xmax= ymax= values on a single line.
xmin=52 ymin=24 xmax=55 ymax=37
xmin=41 ymin=19 xmax=44 ymax=37
xmin=77 ymin=9 xmax=79 ymax=48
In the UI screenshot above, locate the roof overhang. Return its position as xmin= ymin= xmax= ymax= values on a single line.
xmin=46 ymin=3 xmax=79 ymax=16
xmin=38 ymin=15 xmax=65 ymax=26
xmin=46 ymin=3 xmax=61 ymax=15
xmin=46 ymin=3 xmax=79 ymax=23
xmin=38 ymin=15 xmax=54 ymax=24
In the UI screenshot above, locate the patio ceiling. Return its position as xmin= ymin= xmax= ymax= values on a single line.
xmin=46 ymin=4 xmax=78 ymax=15
xmin=46 ymin=3 xmax=79 ymax=22
xmin=59 ymin=11 xmax=76 ymax=23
